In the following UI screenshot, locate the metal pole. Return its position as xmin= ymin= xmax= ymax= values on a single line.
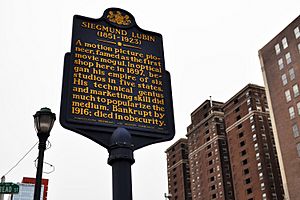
xmin=33 ymin=134 xmax=48 ymax=200
xmin=108 ymin=128 xmax=135 ymax=200
xmin=0 ymin=176 xmax=5 ymax=200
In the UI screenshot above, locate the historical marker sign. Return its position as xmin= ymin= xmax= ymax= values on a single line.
xmin=0 ymin=183 xmax=19 ymax=194
xmin=60 ymin=8 xmax=175 ymax=149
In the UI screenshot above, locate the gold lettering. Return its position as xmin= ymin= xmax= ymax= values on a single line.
xmin=81 ymin=22 xmax=128 ymax=36
xmin=131 ymin=32 xmax=155 ymax=42
xmin=71 ymin=31 xmax=167 ymax=129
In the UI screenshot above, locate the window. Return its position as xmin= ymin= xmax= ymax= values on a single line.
xmin=298 ymin=43 xmax=300 ymax=53
xmin=253 ymin=134 xmax=257 ymax=141
xmin=297 ymin=102 xmax=300 ymax=115
xmin=206 ymin=137 xmax=211 ymax=142
xmin=239 ymin=132 xmax=244 ymax=138
xmin=244 ymin=168 xmax=250 ymax=175
xmin=285 ymin=90 xmax=291 ymax=102
xmin=285 ymin=52 xmax=292 ymax=64
xmin=257 ymin=105 xmax=262 ymax=111
xmin=259 ymin=172 xmax=264 ymax=180
xmin=258 ymin=162 xmax=262 ymax=170
xmin=247 ymin=98 xmax=251 ymax=105
xmin=206 ymin=129 xmax=210 ymax=134
xmin=238 ymin=124 xmax=243 ymax=129
xmin=278 ymin=58 xmax=284 ymax=70
xmin=241 ymin=150 xmax=247 ymax=156
xmin=289 ymin=68 xmax=295 ymax=80
xmin=250 ymin=116 xmax=254 ymax=123
xmin=282 ymin=37 xmax=288 ymax=49
xmin=242 ymin=159 xmax=248 ymax=165
xmin=208 ymin=152 xmax=212 ymax=157
xmin=292 ymin=124 xmax=300 ymax=137
xmin=297 ymin=143 xmax=300 ymax=157
xmin=293 ymin=84 xmax=299 ymax=97
xmin=251 ymin=124 xmax=255 ymax=132
xmin=261 ymin=183 xmax=265 ymax=190
xmin=289 ymin=106 xmax=295 ymax=119
xmin=256 ymin=152 xmax=260 ymax=160
xmin=211 ymin=185 xmax=216 ymax=190
xmin=275 ymin=43 xmax=281 ymax=54
xmin=282 ymin=74 xmax=287 ymax=85
xmin=262 ymin=193 xmax=267 ymax=200
xmin=246 ymin=188 xmax=253 ymax=194
xmin=245 ymin=178 xmax=251 ymax=184
xmin=224 ymin=156 xmax=228 ymax=161
xmin=294 ymin=27 xmax=300 ymax=39
xmin=254 ymin=143 xmax=259 ymax=151
xmin=240 ymin=141 xmax=246 ymax=147
xmin=210 ymin=176 xmax=215 ymax=182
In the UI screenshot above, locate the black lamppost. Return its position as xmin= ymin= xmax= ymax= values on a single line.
xmin=33 ymin=108 xmax=56 ymax=200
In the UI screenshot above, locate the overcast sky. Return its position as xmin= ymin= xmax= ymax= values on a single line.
xmin=1 ymin=0 xmax=299 ymax=200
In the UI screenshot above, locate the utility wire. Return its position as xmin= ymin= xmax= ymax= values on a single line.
xmin=33 ymin=140 xmax=55 ymax=174
xmin=2 ymin=141 xmax=38 ymax=177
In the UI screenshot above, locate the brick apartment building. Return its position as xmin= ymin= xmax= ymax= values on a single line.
xmin=166 ymin=84 xmax=284 ymax=200
xmin=223 ymin=84 xmax=284 ymax=200
xmin=259 ymin=15 xmax=300 ymax=200
xmin=166 ymin=138 xmax=192 ymax=200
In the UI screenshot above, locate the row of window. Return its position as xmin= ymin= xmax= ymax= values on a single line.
xmin=281 ymin=67 xmax=295 ymax=85
xmin=278 ymin=52 xmax=291 ymax=70
xmin=288 ymin=102 xmax=300 ymax=119
xmin=274 ymin=25 xmax=300 ymax=55
xmin=275 ymin=37 xmax=288 ymax=55
xmin=276 ymin=28 xmax=300 ymax=159
xmin=284 ymin=84 xmax=299 ymax=101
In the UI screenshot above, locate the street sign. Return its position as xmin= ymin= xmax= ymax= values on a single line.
xmin=60 ymin=8 xmax=175 ymax=149
xmin=0 ymin=183 xmax=19 ymax=194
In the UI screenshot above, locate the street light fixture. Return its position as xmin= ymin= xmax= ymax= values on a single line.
xmin=33 ymin=108 xmax=56 ymax=200
xmin=164 ymin=193 xmax=172 ymax=200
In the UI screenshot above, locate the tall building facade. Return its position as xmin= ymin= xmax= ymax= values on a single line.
xmin=166 ymin=138 xmax=192 ymax=200
xmin=186 ymin=100 xmax=235 ymax=200
xmin=223 ymin=84 xmax=284 ymax=200
xmin=166 ymin=84 xmax=285 ymax=200
xmin=259 ymin=15 xmax=300 ymax=200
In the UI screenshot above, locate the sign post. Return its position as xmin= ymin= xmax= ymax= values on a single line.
xmin=60 ymin=8 xmax=175 ymax=200
xmin=0 ymin=176 xmax=4 ymax=200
